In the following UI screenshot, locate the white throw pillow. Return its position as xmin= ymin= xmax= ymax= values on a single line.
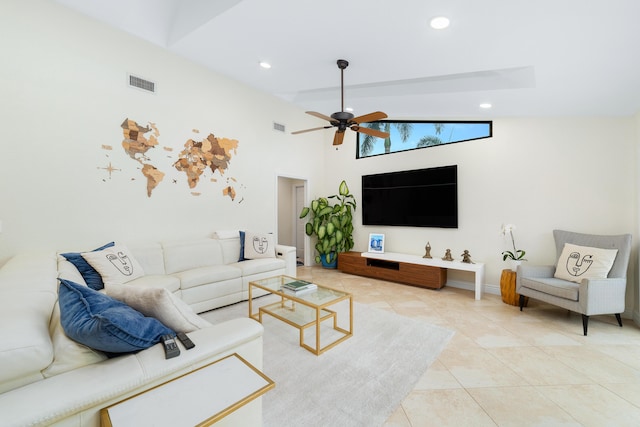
xmin=106 ymin=285 xmax=211 ymax=333
xmin=243 ymin=231 xmax=276 ymax=259
xmin=81 ymin=244 xmax=145 ymax=286
xmin=554 ymin=243 xmax=618 ymax=283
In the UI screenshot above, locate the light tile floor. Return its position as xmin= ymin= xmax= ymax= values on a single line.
xmin=296 ymin=266 xmax=640 ymax=427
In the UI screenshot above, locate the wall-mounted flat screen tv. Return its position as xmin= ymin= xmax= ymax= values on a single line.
xmin=361 ymin=165 xmax=458 ymax=228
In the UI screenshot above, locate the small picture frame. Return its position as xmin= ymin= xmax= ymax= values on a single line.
xmin=368 ymin=233 xmax=385 ymax=253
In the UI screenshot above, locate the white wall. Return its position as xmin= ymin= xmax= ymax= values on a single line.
xmin=0 ymin=0 xmax=325 ymax=262
xmin=635 ymin=111 xmax=640 ymax=322
xmin=1 ymin=1 xmax=638 ymax=318
xmin=328 ymin=117 xmax=637 ymax=315
xmin=277 ymin=176 xmax=305 ymax=247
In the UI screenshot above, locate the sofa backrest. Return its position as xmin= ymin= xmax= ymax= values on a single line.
xmin=0 ymin=252 xmax=58 ymax=393
xmin=128 ymin=242 xmax=166 ymax=275
xmin=216 ymin=237 xmax=242 ymax=265
xmin=161 ymin=239 xmax=225 ymax=274
xmin=553 ymin=229 xmax=632 ymax=278
xmin=0 ymin=251 xmax=58 ymax=292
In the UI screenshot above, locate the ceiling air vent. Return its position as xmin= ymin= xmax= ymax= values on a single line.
xmin=128 ymin=74 xmax=156 ymax=93
xmin=273 ymin=122 xmax=286 ymax=133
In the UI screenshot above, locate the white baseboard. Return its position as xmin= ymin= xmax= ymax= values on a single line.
xmin=445 ymin=280 xmax=500 ymax=296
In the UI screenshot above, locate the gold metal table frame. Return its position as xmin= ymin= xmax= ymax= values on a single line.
xmin=100 ymin=353 xmax=274 ymax=427
xmin=249 ymin=275 xmax=353 ymax=355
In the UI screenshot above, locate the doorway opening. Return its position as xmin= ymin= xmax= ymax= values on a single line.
xmin=276 ymin=175 xmax=308 ymax=267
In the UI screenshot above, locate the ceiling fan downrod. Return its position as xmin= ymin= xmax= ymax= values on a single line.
xmin=290 ymin=58 xmax=389 ymax=145
xmin=337 ymin=59 xmax=349 ymax=113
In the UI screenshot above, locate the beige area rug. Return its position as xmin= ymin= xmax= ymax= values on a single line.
xmin=201 ymin=297 xmax=454 ymax=427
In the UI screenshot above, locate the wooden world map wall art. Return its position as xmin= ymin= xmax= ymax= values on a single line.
xmin=99 ymin=118 xmax=243 ymax=202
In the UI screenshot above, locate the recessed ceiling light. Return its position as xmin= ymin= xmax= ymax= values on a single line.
xmin=259 ymin=61 xmax=271 ymax=69
xmin=430 ymin=16 xmax=450 ymax=30
xmin=345 ymin=107 xmax=354 ymax=112
xmin=479 ymin=103 xmax=492 ymax=109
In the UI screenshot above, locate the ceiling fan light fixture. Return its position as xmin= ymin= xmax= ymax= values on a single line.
xmin=290 ymin=59 xmax=390 ymax=145
xmin=430 ymin=16 xmax=450 ymax=30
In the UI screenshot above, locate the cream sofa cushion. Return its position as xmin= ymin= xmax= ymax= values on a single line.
xmin=0 ymin=291 xmax=56 ymax=392
xmin=162 ymin=239 xmax=225 ymax=274
xmin=127 ymin=241 xmax=167 ymax=275
xmin=126 ymin=274 xmax=181 ymax=293
xmin=232 ymin=257 xmax=286 ymax=276
xmin=212 ymin=229 xmax=240 ymax=240
xmin=173 ymin=265 xmax=241 ymax=289
xmin=106 ymin=285 xmax=211 ymax=333
xmin=217 ymin=236 xmax=243 ymax=264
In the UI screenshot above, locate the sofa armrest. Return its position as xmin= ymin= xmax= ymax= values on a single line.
xmin=275 ymin=244 xmax=297 ymax=277
xmin=275 ymin=244 xmax=296 ymax=255
xmin=579 ymin=277 xmax=627 ymax=315
xmin=0 ymin=318 xmax=264 ymax=427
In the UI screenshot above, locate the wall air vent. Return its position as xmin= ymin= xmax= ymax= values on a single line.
xmin=128 ymin=74 xmax=156 ymax=93
xmin=273 ymin=122 xmax=286 ymax=133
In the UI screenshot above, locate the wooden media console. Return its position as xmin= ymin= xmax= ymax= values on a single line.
xmin=338 ymin=251 xmax=446 ymax=289
xmin=338 ymin=251 xmax=486 ymax=299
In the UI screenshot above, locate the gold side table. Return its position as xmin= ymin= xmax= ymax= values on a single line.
xmin=100 ymin=353 xmax=274 ymax=426
xmin=500 ymin=269 xmax=528 ymax=307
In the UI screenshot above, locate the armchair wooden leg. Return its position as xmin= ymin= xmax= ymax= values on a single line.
xmin=615 ymin=313 xmax=623 ymax=327
xmin=582 ymin=315 xmax=589 ymax=336
xmin=519 ymin=295 xmax=525 ymax=311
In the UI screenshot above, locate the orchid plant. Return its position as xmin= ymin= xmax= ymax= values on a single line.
xmin=500 ymin=223 xmax=527 ymax=261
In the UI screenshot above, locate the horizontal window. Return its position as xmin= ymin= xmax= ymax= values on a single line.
xmin=357 ymin=120 xmax=492 ymax=159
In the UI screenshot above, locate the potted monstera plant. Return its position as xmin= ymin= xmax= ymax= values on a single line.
xmin=299 ymin=180 xmax=356 ymax=268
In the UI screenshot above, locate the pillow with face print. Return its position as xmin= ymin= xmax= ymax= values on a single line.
xmin=243 ymin=231 xmax=276 ymax=259
xmin=81 ymin=244 xmax=145 ymax=286
xmin=554 ymin=243 xmax=618 ymax=283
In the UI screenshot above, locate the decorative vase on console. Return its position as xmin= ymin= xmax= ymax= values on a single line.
xmin=500 ymin=223 xmax=527 ymax=271
xmin=510 ymin=259 xmax=523 ymax=272
xmin=500 ymin=223 xmax=529 ymax=306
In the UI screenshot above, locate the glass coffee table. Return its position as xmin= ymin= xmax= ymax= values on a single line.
xmin=248 ymin=275 xmax=353 ymax=355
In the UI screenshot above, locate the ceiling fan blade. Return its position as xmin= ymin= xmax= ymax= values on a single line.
xmin=306 ymin=111 xmax=334 ymax=122
xmin=351 ymin=126 xmax=389 ymax=139
xmin=351 ymin=111 xmax=388 ymax=124
xmin=291 ymin=126 xmax=331 ymax=135
xmin=300 ymin=62 xmax=388 ymax=147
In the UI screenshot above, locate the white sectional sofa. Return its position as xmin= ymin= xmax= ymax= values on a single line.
xmin=0 ymin=233 xmax=296 ymax=426
xmin=123 ymin=233 xmax=296 ymax=313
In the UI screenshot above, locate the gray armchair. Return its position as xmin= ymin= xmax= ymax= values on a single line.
xmin=516 ymin=229 xmax=632 ymax=335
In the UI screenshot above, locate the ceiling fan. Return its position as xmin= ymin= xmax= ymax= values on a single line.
xmin=292 ymin=59 xmax=391 ymax=146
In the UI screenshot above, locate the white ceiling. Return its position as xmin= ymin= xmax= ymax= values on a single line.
xmin=54 ymin=0 xmax=640 ymax=119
